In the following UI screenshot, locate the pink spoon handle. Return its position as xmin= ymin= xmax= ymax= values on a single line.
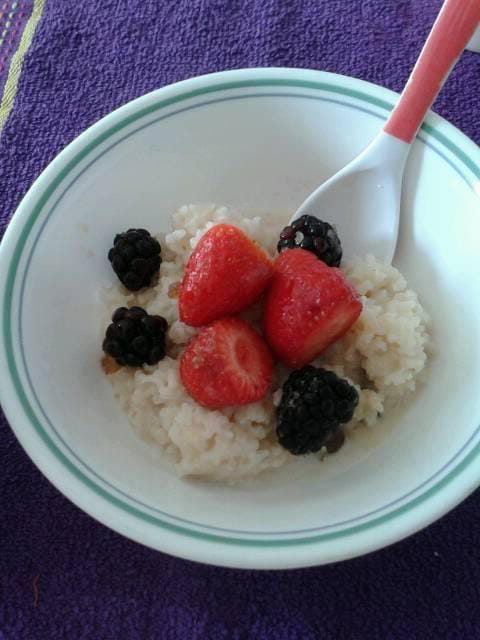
xmin=384 ymin=0 xmax=480 ymax=144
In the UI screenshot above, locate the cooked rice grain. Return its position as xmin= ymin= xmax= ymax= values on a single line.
xmin=103 ymin=204 xmax=430 ymax=481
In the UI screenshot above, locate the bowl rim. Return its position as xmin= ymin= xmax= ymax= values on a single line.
xmin=1 ymin=67 xmax=479 ymax=569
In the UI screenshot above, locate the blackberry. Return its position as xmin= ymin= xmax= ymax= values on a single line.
xmin=108 ymin=228 xmax=161 ymax=291
xmin=277 ymin=215 xmax=342 ymax=267
xmin=276 ymin=366 xmax=358 ymax=455
xmin=102 ymin=306 xmax=168 ymax=367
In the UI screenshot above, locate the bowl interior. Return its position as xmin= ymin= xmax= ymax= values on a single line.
xmin=3 ymin=72 xmax=480 ymax=565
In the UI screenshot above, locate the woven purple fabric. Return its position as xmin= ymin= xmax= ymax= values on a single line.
xmin=0 ymin=1 xmax=34 ymax=97
xmin=1 ymin=1 xmax=479 ymax=637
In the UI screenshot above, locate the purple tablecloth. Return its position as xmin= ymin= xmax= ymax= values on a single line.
xmin=1 ymin=1 xmax=479 ymax=637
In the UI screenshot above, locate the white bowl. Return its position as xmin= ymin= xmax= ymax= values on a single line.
xmin=1 ymin=68 xmax=479 ymax=570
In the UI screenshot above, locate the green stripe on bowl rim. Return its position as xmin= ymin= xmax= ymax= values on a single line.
xmin=3 ymin=76 xmax=480 ymax=548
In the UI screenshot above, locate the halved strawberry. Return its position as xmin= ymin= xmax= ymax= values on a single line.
xmin=180 ymin=317 xmax=274 ymax=409
xmin=179 ymin=224 xmax=273 ymax=327
xmin=263 ymin=249 xmax=362 ymax=368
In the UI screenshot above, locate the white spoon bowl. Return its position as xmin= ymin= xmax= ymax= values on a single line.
xmin=293 ymin=0 xmax=480 ymax=264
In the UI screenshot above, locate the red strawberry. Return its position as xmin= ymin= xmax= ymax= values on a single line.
xmin=180 ymin=317 xmax=274 ymax=409
xmin=263 ymin=249 xmax=362 ymax=368
xmin=179 ymin=224 xmax=273 ymax=327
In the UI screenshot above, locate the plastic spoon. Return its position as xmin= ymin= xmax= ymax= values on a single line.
xmin=292 ymin=0 xmax=480 ymax=264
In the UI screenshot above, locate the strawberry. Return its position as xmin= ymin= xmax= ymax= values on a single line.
xmin=179 ymin=224 xmax=273 ymax=327
xmin=263 ymin=249 xmax=362 ymax=368
xmin=180 ymin=317 xmax=274 ymax=409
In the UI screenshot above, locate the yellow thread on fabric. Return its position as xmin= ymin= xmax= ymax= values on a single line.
xmin=0 ymin=0 xmax=46 ymax=134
